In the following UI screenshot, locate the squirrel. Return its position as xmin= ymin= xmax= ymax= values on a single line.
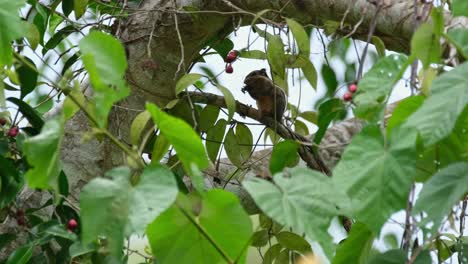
xmin=241 ymin=69 xmax=287 ymax=122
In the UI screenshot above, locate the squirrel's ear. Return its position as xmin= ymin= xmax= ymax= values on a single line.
xmin=260 ymin=68 xmax=266 ymax=72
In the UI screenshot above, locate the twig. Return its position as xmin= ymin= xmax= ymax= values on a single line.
xmin=172 ymin=1 xmax=185 ymax=79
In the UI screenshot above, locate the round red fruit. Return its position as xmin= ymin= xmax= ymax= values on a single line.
xmin=343 ymin=92 xmax=353 ymax=102
xmin=226 ymin=50 xmax=238 ymax=63
xmin=225 ymin=64 xmax=234 ymax=74
xmin=0 ymin=118 xmax=6 ymax=126
xmin=67 ymin=219 xmax=78 ymax=231
xmin=349 ymin=84 xmax=358 ymax=93
xmin=7 ymin=126 xmax=19 ymax=137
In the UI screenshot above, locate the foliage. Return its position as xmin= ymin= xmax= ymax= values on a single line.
xmin=0 ymin=1 xmax=467 ymax=264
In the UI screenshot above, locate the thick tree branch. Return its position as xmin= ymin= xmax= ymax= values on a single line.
xmin=181 ymin=91 xmax=330 ymax=174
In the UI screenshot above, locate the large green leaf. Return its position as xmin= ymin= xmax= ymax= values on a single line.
xmin=267 ymin=35 xmax=287 ymax=90
xmin=446 ymin=28 xmax=468 ymax=59
xmin=224 ymin=124 xmax=253 ymax=168
xmin=404 ymin=62 xmax=468 ymax=146
xmin=314 ymin=98 xmax=347 ymax=146
xmin=206 ymin=119 xmax=227 ymax=163
xmin=453 ymin=0 xmax=468 ymax=17
xmin=7 ymin=97 xmax=44 ymax=130
xmin=175 ymin=73 xmax=204 ymax=95
xmin=216 ymin=84 xmax=236 ymax=122
xmin=386 ymin=95 xmax=424 ymax=136
xmin=368 ymin=249 xmax=406 ymax=264
xmin=80 ymin=167 xmax=130 ymax=259
xmin=243 ymin=168 xmax=349 ymax=258
xmin=269 ymin=140 xmax=299 ymax=175
xmin=128 ymin=164 xmax=178 ymax=233
xmin=332 ymin=125 xmax=417 ymax=233
xmin=198 ymin=105 xmax=220 ymax=133
xmin=17 ymin=57 xmax=38 ymax=99
xmin=286 ymin=18 xmax=310 ymax=56
xmin=5 ymin=245 xmax=33 ymax=264
xmin=147 ymin=190 xmax=252 ymax=264
xmin=23 ymin=117 xmax=64 ymax=190
xmin=0 ymin=0 xmax=26 ymax=65
xmin=79 ymin=31 xmax=129 ymax=128
xmin=146 ymin=103 xmax=208 ymax=174
xmin=411 ymin=23 xmax=441 ymax=68
xmin=353 ymin=54 xmax=407 ymax=121
xmin=332 ymin=223 xmax=374 ymax=264
xmin=81 ymin=165 xmax=178 ymax=258
xmin=414 ymin=162 xmax=468 ymax=229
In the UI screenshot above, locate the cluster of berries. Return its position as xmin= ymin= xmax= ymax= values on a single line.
xmin=343 ymin=83 xmax=358 ymax=102
xmin=0 ymin=118 xmax=19 ymax=137
xmin=225 ymin=50 xmax=238 ymax=74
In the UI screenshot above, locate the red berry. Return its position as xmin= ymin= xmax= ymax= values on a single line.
xmin=7 ymin=126 xmax=19 ymax=137
xmin=0 ymin=118 xmax=6 ymax=126
xmin=343 ymin=92 xmax=353 ymax=102
xmin=226 ymin=50 xmax=238 ymax=63
xmin=349 ymin=84 xmax=358 ymax=93
xmin=67 ymin=219 xmax=78 ymax=231
xmin=225 ymin=64 xmax=234 ymax=74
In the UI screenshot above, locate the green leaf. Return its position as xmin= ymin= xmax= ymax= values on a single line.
xmin=146 ymin=103 xmax=208 ymax=174
xmin=386 ymin=95 xmax=424 ymax=136
xmin=79 ymin=31 xmax=129 ymax=128
xmin=446 ymin=28 xmax=468 ymax=59
xmin=239 ymin=49 xmax=267 ymax=60
xmin=80 ymin=167 xmax=131 ymax=259
xmin=147 ymin=190 xmax=252 ymax=264
xmin=62 ymin=0 xmax=74 ymax=16
xmin=371 ymin=36 xmax=386 ymax=57
xmin=411 ymin=23 xmax=440 ymax=68
xmin=301 ymin=58 xmax=318 ymax=89
xmin=332 ymin=223 xmax=374 ymax=264
xmin=414 ymin=162 xmax=468 ymax=229
xmin=321 ymin=65 xmax=338 ymax=96
xmin=353 ymin=54 xmax=407 ymax=121
xmin=262 ymin=244 xmax=283 ymax=264
xmin=267 ymin=35 xmax=287 ymax=90
xmin=269 ymin=140 xmax=299 ymax=175
xmin=216 ymin=84 xmax=236 ymax=122
xmin=206 ymin=119 xmax=227 ymax=163
xmin=44 ymin=25 xmax=76 ymax=53
xmin=151 ymin=134 xmax=170 ymax=163
xmin=404 ymin=62 xmax=468 ymax=146
xmin=0 ymin=156 xmax=23 ymax=209
xmin=130 ymin=110 xmax=152 ymax=146
xmin=300 ymin=111 xmax=318 ymax=124
xmin=45 ymin=225 xmax=77 ymax=241
xmin=7 ymin=97 xmax=44 ymax=130
xmin=6 ymin=245 xmax=33 ymax=264
xmin=199 ymin=105 xmax=220 ymax=133
xmin=333 ymin=125 xmax=417 ymax=233
xmin=211 ymin=38 xmax=234 ymax=61
xmin=128 ymin=164 xmax=178 ymax=234
xmin=243 ymin=168 xmax=349 ymax=258
xmin=453 ymin=0 xmax=468 ymax=17
xmin=74 ymin=0 xmax=88 ymax=19
xmin=17 ymin=57 xmax=38 ymax=99
xmin=251 ymin=230 xmax=269 ymax=247
xmin=294 ymin=119 xmax=309 ymax=136
xmin=69 ymin=241 xmax=97 ymax=258
xmin=25 ymin=22 xmax=40 ymax=50
xmin=0 ymin=0 xmax=26 ymax=65
xmin=286 ymin=18 xmax=310 ymax=56
xmin=175 ymin=73 xmax=204 ymax=95
xmin=224 ymin=124 xmax=253 ymax=168
xmin=23 ymin=117 xmax=64 ymax=190
xmin=276 ymin=231 xmax=312 ymax=254
xmin=368 ymin=249 xmax=406 ymax=264
xmin=314 ymin=98 xmax=346 ymax=146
